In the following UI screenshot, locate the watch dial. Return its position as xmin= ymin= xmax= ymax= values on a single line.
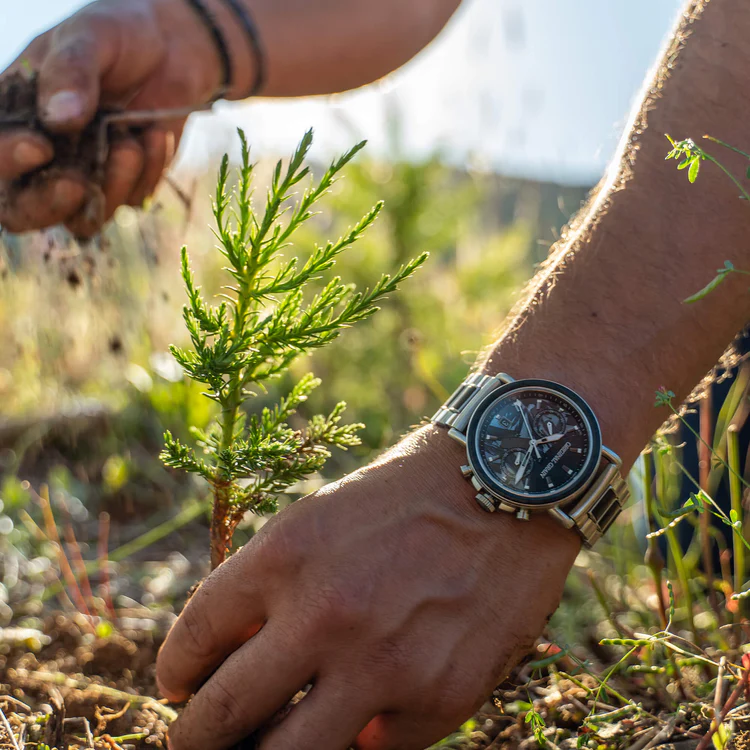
xmin=473 ymin=387 xmax=593 ymax=504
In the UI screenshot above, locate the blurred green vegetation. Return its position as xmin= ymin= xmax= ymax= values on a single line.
xmin=0 ymin=153 xmax=589 ymax=509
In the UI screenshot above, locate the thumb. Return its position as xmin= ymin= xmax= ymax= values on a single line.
xmin=37 ymin=16 xmax=119 ymax=133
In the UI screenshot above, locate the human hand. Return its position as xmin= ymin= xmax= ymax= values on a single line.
xmin=156 ymin=425 xmax=580 ymax=750
xmin=0 ymin=0 xmax=250 ymax=237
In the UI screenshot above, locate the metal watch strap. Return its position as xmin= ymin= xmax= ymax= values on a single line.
xmin=551 ymin=451 xmax=629 ymax=547
xmin=432 ymin=372 xmax=514 ymax=434
xmin=432 ymin=373 xmax=629 ymax=547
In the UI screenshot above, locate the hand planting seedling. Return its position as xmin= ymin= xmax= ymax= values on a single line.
xmin=160 ymin=129 xmax=427 ymax=569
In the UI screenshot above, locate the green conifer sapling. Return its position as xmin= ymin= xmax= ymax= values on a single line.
xmin=160 ymin=130 xmax=427 ymax=569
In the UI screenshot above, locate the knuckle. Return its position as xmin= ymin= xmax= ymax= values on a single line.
xmin=54 ymin=7 xmax=119 ymax=50
xmin=201 ymin=676 xmax=247 ymax=729
xmin=50 ymin=36 xmax=93 ymax=68
xmin=305 ymin=577 xmax=369 ymax=633
xmin=252 ymin=516 xmax=309 ymax=577
xmin=177 ymin=600 xmax=216 ymax=659
xmin=372 ymin=637 xmax=412 ymax=676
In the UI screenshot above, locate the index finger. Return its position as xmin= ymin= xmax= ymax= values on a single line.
xmin=156 ymin=548 xmax=267 ymax=702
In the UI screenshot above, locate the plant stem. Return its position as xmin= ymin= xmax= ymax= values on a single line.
xmin=654 ymin=448 xmax=699 ymax=642
xmin=209 ymin=479 xmax=233 ymax=571
xmin=695 ymin=662 xmax=749 ymax=750
xmin=701 ymin=152 xmax=750 ymax=202
xmin=39 ymin=499 xmax=210 ymax=603
xmin=703 ymin=135 xmax=750 ymax=162
xmin=212 ymin=386 xmax=242 ymax=570
xmin=699 ymin=397 xmax=722 ymax=627
xmin=642 ymin=451 xmax=669 ymax=630
xmin=669 ymin=402 xmax=750 ymax=493
xmin=728 ymin=425 xmax=745 ymax=617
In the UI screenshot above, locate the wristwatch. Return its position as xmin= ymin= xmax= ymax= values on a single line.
xmin=432 ymin=372 xmax=629 ymax=547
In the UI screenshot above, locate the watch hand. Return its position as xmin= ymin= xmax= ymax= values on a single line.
xmin=514 ymin=400 xmax=541 ymax=459
xmin=514 ymin=445 xmax=533 ymax=484
xmin=513 ymin=399 xmax=540 ymax=458
xmin=536 ymin=433 xmax=565 ymax=445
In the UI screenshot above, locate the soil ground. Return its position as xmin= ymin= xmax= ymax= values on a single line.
xmin=0 ymin=610 xmax=734 ymax=750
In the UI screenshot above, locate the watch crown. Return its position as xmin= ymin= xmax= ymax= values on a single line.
xmin=516 ymin=508 xmax=530 ymax=521
xmin=475 ymin=493 xmax=497 ymax=513
xmin=460 ymin=464 xmax=473 ymax=478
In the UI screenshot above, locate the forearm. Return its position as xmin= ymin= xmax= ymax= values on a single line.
xmin=211 ymin=0 xmax=463 ymax=99
xmin=480 ymin=0 xmax=750 ymax=471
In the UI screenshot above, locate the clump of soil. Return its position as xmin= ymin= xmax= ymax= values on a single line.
xmin=0 ymin=72 xmax=109 ymax=188
xmin=0 ymin=71 xmax=199 ymax=235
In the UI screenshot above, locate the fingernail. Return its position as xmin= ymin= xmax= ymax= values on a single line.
xmin=44 ymin=90 xmax=84 ymax=124
xmin=13 ymin=141 xmax=50 ymax=170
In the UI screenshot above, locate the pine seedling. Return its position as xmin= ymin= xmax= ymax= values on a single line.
xmin=161 ymin=130 xmax=427 ymax=569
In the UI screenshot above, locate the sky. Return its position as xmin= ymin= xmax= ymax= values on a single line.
xmin=2 ymin=0 xmax=685 ymax=185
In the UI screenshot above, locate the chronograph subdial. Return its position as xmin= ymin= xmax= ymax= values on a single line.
xmin=492 ymin=448 xmax=531 ymax=487
xmin=533 ymin=409 xmax=567 ymax=439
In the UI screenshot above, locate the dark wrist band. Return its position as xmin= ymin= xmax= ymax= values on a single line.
xmin=184 ymin=0 xmax=232 ymax=100
xmin=218 ymin=0 xmax=267 ymax=97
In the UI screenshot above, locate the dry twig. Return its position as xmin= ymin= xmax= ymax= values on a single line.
xmin=0 ymin=707 xmax=21 ymax=750
xmin=64 ymin=717 xmax=95 ymax=749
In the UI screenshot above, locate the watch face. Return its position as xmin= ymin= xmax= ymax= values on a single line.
xmin=466 ymin=380 xmax=601 ymax=508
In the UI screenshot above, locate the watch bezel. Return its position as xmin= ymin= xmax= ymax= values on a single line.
xmin=466 ymin=378 xmax=602 ymax=510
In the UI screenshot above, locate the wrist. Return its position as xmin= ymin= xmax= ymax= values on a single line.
xmin=207 ymin=0 xmax=259 ymax=100
xmin=479 ymin=333 xmax=646 ymax=473
xmin=385 ymin=423 xmax=582 ymax=557
xmin=158 ymin=0 xmax=257 ymax=101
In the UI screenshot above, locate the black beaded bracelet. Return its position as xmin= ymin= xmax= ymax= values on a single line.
xmin=184 ymin=0 xmax=233 ymax=100
xmin=219 ymin=0 xmax=267 ymax=97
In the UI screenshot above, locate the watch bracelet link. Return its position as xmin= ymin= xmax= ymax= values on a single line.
xmin=561 ymin=454 xmax=628 ymax=547
xmin=432 ymin=372 xmax=513 ymax=434
xmin=432 ymin=373 xmax=629 ymax=547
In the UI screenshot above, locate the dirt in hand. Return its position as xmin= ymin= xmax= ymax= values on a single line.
xmin=0 ymin=71 xmax=135 ymax=232
xmin=0 ymin=72 xmax=107 ymax=182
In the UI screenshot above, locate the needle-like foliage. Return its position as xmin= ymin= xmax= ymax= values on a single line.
xmin=160 ymin=130 xmax=427 ymax=569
